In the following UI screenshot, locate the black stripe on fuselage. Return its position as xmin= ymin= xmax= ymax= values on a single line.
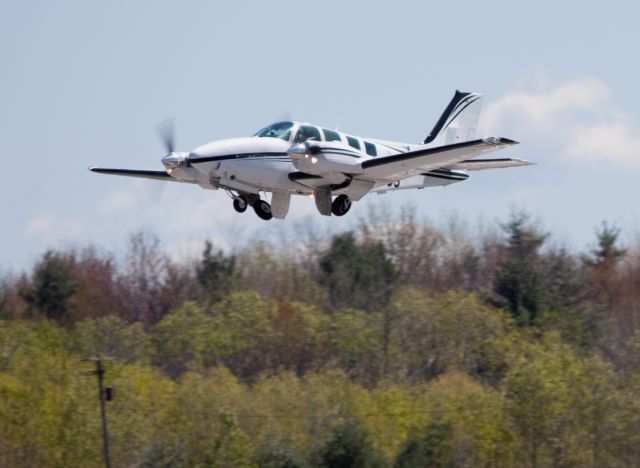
xmin=321 ymin=150 xmax=362 ymax=159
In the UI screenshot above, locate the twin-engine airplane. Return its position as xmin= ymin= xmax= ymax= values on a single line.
xmin=90 ymin=91 xmax=533 ymax=220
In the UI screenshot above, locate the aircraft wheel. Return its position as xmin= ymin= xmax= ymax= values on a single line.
xmin=331 ymin=195 xmax=351 ymax=216
xmin=233 ymin=196 xmax=248 ymax=213
xmin=253 ymin=200 xmax=273 ymax=220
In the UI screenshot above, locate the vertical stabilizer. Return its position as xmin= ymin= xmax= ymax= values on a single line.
xmin=423 ymin=91 xmax=483 ymax=145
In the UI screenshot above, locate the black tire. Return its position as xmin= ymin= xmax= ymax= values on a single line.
xmin=331 ymin=194 xmax=351 ymax=216
xmin=233 ymin=196 xmax=248 ymax=213
xmin=253 ymin=200 xmax=273 ymax=220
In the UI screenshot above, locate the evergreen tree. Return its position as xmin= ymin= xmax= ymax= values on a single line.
xmin=586 ymin=222 xmax=626 ymax=271
xmin=319 ymin=233 xmax=397 ymax=312
xmin=317 ymin=421 xmax=384 ymax=468
xmin=196 ymin=241 xmax=238 ymax=305
xmin=19 ymin=250 xmax=77 ymax=323
xmin=493 ymin=213 xmax=548 ymax=326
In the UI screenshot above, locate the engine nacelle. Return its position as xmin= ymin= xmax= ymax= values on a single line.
xmin=287 ymin=141 xmax=365 ymax=176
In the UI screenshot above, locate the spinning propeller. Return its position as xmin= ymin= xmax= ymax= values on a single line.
xmin=157 ymin=118 xmax=187 ymax=170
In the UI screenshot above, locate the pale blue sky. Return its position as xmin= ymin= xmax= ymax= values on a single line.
xmin=2 ymin=0 xmax=639 ymax=271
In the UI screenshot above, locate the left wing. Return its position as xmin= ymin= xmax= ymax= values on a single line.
xmin=360 ymin=137 xmax=518 ymax=180
xmin=89 ymin=167 xmax=188 ymax=182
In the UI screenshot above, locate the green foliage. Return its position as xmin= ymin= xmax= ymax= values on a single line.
xmin=494 ymin=212 xmax=549 ymax=326
xmin=389 ymin=290 xmax=512 ymax=381
xmin=3 ymin=211 xmax=640 ymax=466
xmin=316 ymin=421 xmax=385 ymax=468
xmin=319 ymin=232 xmax=397 ymax=312
xmin=19 ymin=251 xmax=78 ymax=323
xmin=587 ymin=221 xmax=626 ymax=270
xmin=504 ymin=333 xmax=599 ymax=467
xmin=72 ymin=315 xmax=149 ymax=363
xmin=197 ymin=240 xmax=239 ymax=305
xmin=151 ymin=302 xmax=219 ymax=378
xmin=394 ymin=422 xmax=453 ymax=468
xmin=321 ymin=308 xmax=381 ymax=382
xmin=215 ymin=291 xmax=277 ymax=379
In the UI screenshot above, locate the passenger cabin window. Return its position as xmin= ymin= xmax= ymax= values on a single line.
xmin=364 ymin=141 xmax=377 ymax=156
xmin=322 ymin=128 xmax=342 ymax=142
xmin=253 ymin=121 xmax=293 ymax=141
xmin=294 ymin=125 xmax=321 ymax=143
xmin=346 ymin=136 xmax=361 ymax=150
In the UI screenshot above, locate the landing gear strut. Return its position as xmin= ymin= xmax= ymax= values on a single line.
xmin=233 ymin=196 xmax=248 ymax=213
xmin=253 ymin=199 xmax=273 ymax=220
xmin=331 ymin=194 xmax=351 ymax=216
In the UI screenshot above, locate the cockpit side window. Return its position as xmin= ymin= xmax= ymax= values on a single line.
xmin=254 ymin=121 xmax=293 ymax=141
xmin=364 ymin=141 xmax=377 ymax=156
xmin=322 ymin=128 xmax=342 ymax=142
xmin=294 ymin=125 xmax=321 ymax=143
xmin=346 ymin=136 xmax=361 ymax=150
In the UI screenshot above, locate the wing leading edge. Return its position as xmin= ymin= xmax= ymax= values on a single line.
xmin=89 ymin=167 xmax=182 ymax=182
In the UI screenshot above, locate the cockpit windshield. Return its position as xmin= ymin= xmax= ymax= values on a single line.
xmin=253 ymin=121 xmax=294 ymax=141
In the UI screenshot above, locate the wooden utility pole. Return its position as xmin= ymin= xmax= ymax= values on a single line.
xmin=84 ymin=356 xmax=114 ymax=468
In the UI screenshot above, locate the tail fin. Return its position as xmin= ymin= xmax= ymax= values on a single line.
xmin=423 ymin=90 xmax=483 ymax=145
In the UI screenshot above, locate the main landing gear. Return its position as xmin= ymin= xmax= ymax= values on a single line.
xmin=331 ymin=194 xmax=351 ymax=216
xmin=232 ymin=196 xmax=247 ymax=213
xmin=232 ymin=193 xmax=351 ymax=219
xmin=232 ymin=194 xmax=273 ymax=220
xmin=253 ymin=199 xmax=273 ymax=220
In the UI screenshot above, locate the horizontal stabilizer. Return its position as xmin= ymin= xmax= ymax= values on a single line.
xmin=89 ymin=167 xmax=178 ymax=182
xmin=449 ymin=158 xmax=534 ymax=171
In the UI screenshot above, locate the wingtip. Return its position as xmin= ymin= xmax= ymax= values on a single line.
xmin=482 ymin=137 xmax=520 ymax=145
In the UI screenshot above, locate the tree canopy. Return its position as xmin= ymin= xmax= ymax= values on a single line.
xmin=2 ymin=209 xmax=639 ymax=467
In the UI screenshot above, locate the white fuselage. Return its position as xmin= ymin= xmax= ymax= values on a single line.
xmin=180 ymin=121 xmax=420 ymax=196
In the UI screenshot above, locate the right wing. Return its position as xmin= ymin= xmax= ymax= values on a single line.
xmin=360 ymin=137 xmax=518 ymax=180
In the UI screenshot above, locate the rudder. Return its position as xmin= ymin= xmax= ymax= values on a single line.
xmin=423 ymin=90 xmax=483 ymax=145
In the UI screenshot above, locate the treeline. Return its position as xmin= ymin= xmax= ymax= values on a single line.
xmin=2 ymin=207 xmax=640 ymax=467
